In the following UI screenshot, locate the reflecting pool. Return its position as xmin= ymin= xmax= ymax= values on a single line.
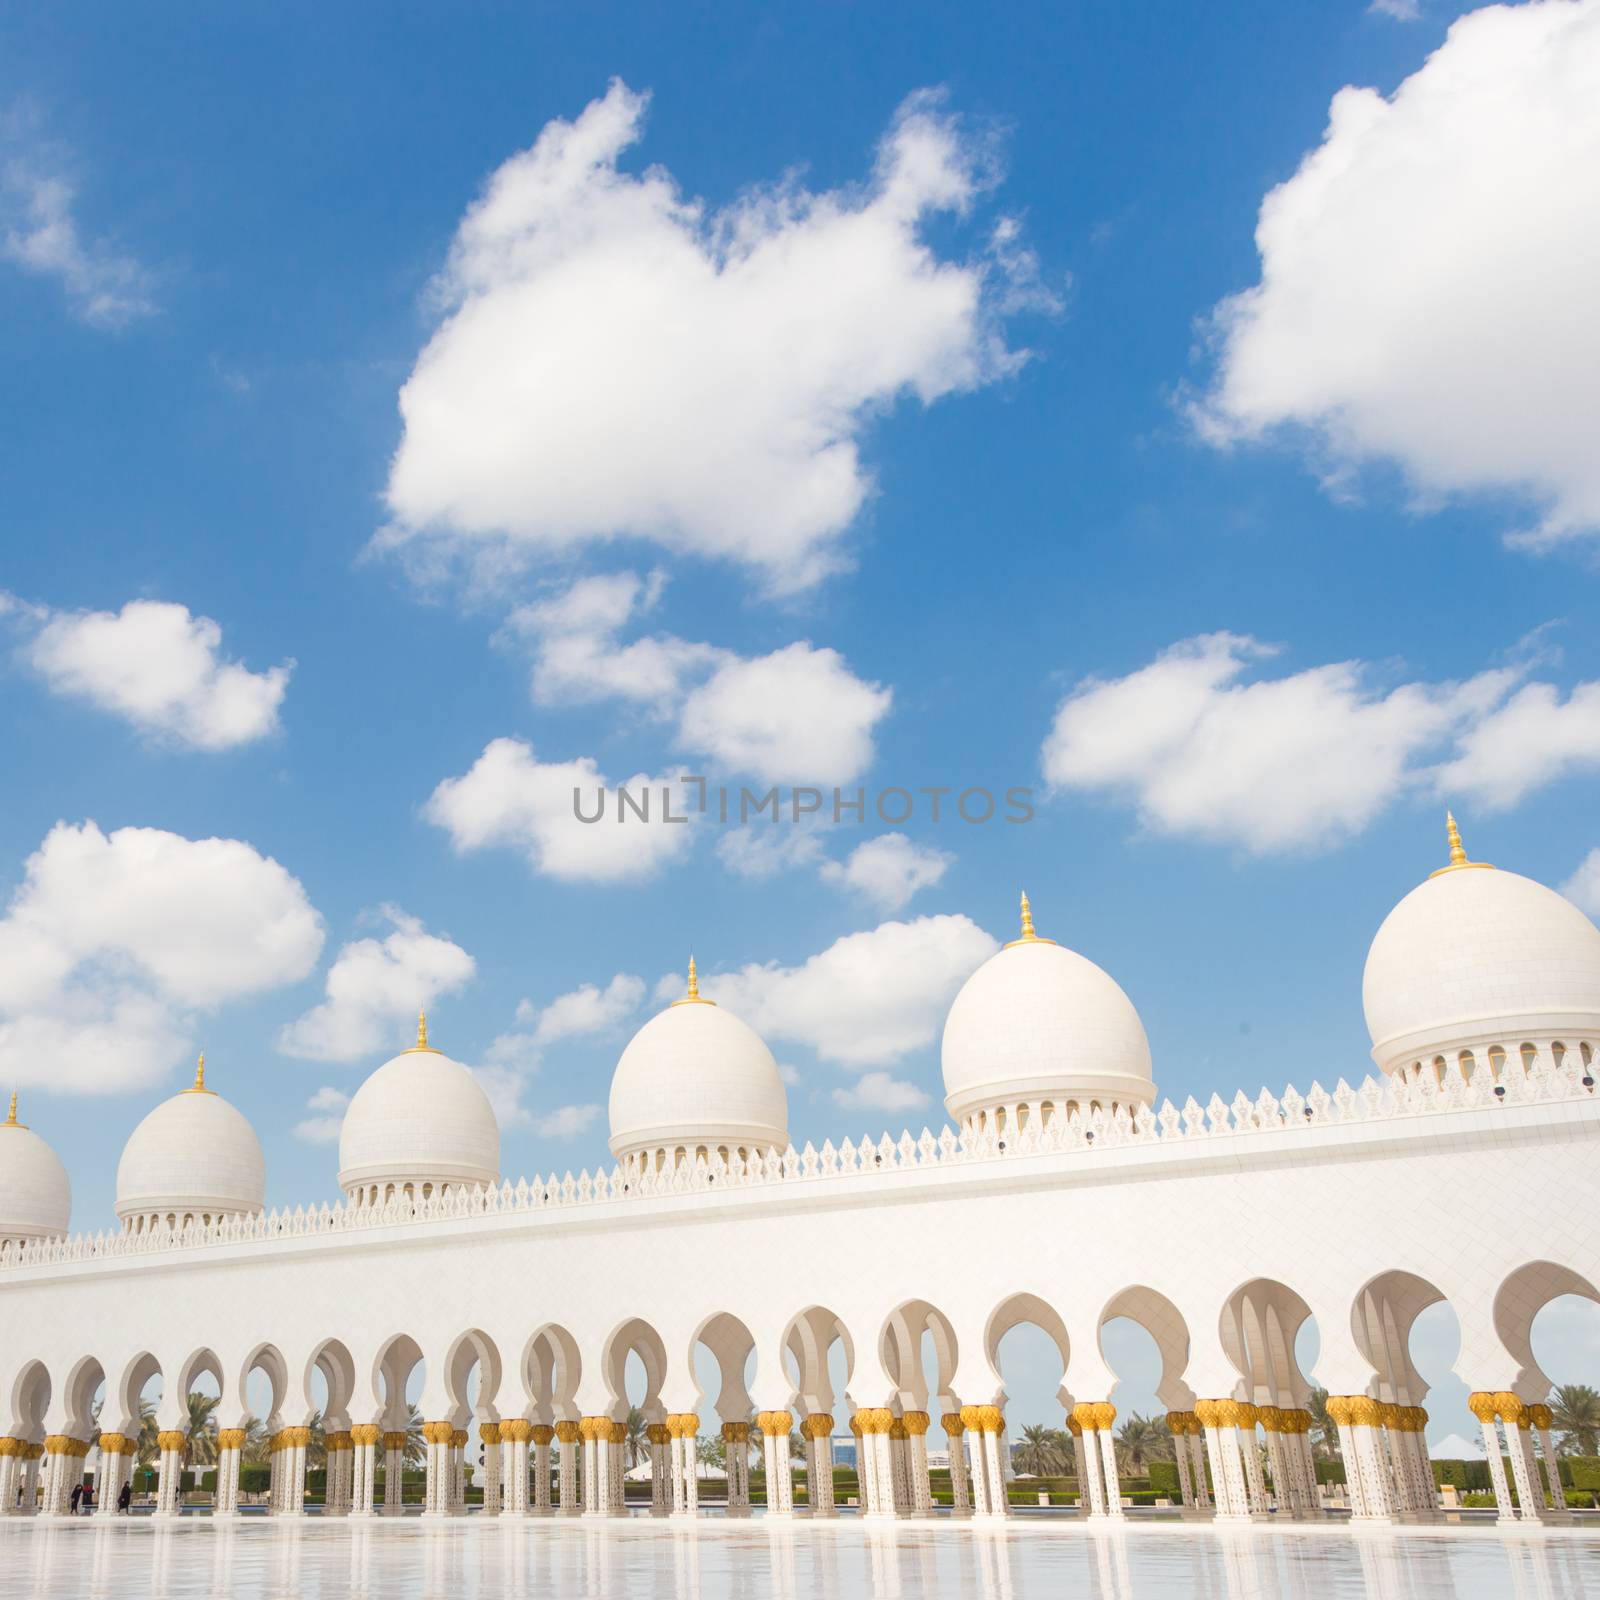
xmin=1 ymin=1515 xmax=1596 ymax=1600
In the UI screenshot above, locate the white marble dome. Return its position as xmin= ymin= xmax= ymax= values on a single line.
xmin=0 ymin=1095 xmax=71 ymax=1245
xmin=338 ymin=1015 xmax=500 ymax=1202
xmin=942 ymin=896 xmax=1155 ymax=1127
xmin=115 ymin=1058 xmax=265 ymax=1230
xmin=609 ymin=962 xmax=788 ymax=1164
xmin=1363 ymin=820 xmax=1600 ymax=1076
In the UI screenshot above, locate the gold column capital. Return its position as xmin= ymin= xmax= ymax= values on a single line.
xmin=350 ymin=1424 xmax=383 ymax=1447
xmin=531 ymin=1424 xmax=556 ymax=1446
xmin=500 ymin=1420 xmax=533 ymax=1444
xmin=382 ymin=1431 xmax=408 ymax=1451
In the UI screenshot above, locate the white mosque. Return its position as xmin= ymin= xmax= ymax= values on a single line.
xmin=0 ymin=817 xmax=1596 ymax=1531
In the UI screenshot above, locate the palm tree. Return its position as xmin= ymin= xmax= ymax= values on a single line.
xmin=303 ymin=1409 xmax=327 ymax=1470
xmin=403 ymin=1404 xmax=426 ymax=1468
xmin=1114 ymin=1412 xmax=1172 ymax=1474
xmin=624 ymin=1407 xmax=649 ymax=1468
xmin=1011 ymin=1423 xmax=1068 ymax=1477
xmin=185 ymin=1393 xmax=221 ymax=1465
xmin=1305 ymin=1389 xmax=1338 ymax=1460
xmin=239 ymin=1416 xmax=271 ymax=1465
xmin=136 ymin=1398 xmax=160 ymax=1469
xmin=1552 ymin=1384 xmax=1600 ymax=1457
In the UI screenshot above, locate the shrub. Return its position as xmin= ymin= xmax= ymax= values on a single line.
xmin=1148 ymin=1462 xmax=1179 ymax=1498
xmin=239 ymin=1465 xmax=272 ymax=1494
xmin=1313 ymin=1459 xmax=1346 ymax=1486
xmin=1565 ymin=1489 xmax=1596 ymax=1509
xmin=1432 ymin=1459 xmax=1490 ymax=1492
xmin=1566 ymin=1457 xmax=1600 ymax=1492
xmin=1461 ymin=1492 xmax=1496 ymax=1508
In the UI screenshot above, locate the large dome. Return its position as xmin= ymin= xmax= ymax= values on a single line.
xmin=338 ymin=1014 xmax=500 ymax=1203
xmin=609 ymin=960 xmax=788 ymax=1166
xmin=942 ymin=894 xmax=1154 ymax=1129
xmin=1363 ymin=817 xmax=1600 ymax=1076
xmin=0 ymin=1094 xmax=71 ymax=1246
xmin=116 ymin=1057 xmax=265 ymax=1231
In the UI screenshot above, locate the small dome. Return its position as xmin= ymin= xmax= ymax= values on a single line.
xmin=338 ymin=1014 xmax=499 ymax=1203
xmin=609 ymin=960 xmax=788 ymax=1164
xmin=0 ymin=1094 xmax=71 ymax=1245
xmin=116 ymin=1057 xmax=265 ymax=1230
xmin=1363 ymin=817 xmax=1600 ymax=1075
xmin=941 ymin=895 xmax=1154 ymax=1128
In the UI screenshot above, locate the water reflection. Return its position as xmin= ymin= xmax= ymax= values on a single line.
xmin=1 ymin=1515 xmax=1597 ymax=1600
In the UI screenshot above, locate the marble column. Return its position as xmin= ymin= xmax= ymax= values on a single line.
xmin=500 ymin=1420 xmax=531 ymax=1516
xmin=758 ymin=1411 xmax=794 ymax=1517
xmin=802 ymin=1414 xmax=835 ymax=1517
xmin=1467 ymin=1395 xmax=1517 ymax=1527
xmin=555 ymin=1421 xmax=581 ymax=1515
xmin=941 ymin=1414 xmax=970 ymax=1518
xmin=350 ymin=1424 xmax=381 ymax=1516
xmin=1528 ymin=1404 xmax=1571 ymax=1524
xmin=478 ymin=1422 xmax=501 ymax=1517
xmin=531 ymin=1424 xmax=555 ymax=1514
xmin=382 ymin=1431 xmax=406 ymax=1515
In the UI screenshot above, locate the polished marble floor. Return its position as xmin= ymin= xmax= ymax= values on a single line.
xmin=1 ymin=1515 xmax=1596 ymax=1600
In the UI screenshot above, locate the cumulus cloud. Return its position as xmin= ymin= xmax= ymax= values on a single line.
xmin=1040 ymin=632 xmax=1524 ymax=853
xmin=379 ymin=78 xmax=1050 ymax=591
xmin=294 ymin=1086 xmax=350 ymax=1146
xmin=1562 ymin=849 xmax=1600 ymax=917
xmin=820 ymin=832 xmax=951 ymax=911
xmin=1194 ymin=0 xmax=1600 ymax=547
xmin=1432 ymin=682 xmax=1600 ymax=813
xmin=472 ymin=1059 xmax=602 ymax=1143
xmin=832 ymin=1071 xmax=932 ymax=1115
xmin=0 ymin=821 xmax=323 ymax=1092
xmin=425 ymin=738 xmax=694 ymax=883
xmin=1 ymin=131 xmax=155 ymax=327
xmin=715 ymin=825 xmax=828 ymax=881
xmin=508 ymin=571 xmax=892 ymax=783
xmin=529 ymin=973 xmax=645 ymax=1044
xmin=278 ymin=907 xmax=475 ymax=1062
xmin=692 ymin=914 xmax=997 ymax=1067
xmin=680 ymin=643 xmax=891 ymax=785
xmin=508 ymin=570 xmax=718 ymax=710
xmin=1369 ymin=0 xmax=1421 ymax=18
xmin=8 ymin=595 xmax=291 ymax=750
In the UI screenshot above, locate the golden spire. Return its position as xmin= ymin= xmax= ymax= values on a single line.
xmin=183 ymin=1053 xmax=215 ymax=1095
xmin=405 ymin=1008 xmax=442 ymax=1053
xmin=1005 ymin=889 xmax=1056 ymax=948
xmin=1430 ymin=810 xmax=1494 ymax=878
xmin=3 ymin=1091 xmax=18 ymax=1128
xmin=671 ymin=955 xmax=715 ymax=1006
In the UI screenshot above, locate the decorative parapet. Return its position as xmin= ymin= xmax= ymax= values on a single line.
xmin=3 ymin=1056 xmax=1592 ymax=1273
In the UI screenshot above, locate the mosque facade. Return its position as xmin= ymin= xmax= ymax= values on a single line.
xmin=0 ymin=819 xmax=1596 ymax=1529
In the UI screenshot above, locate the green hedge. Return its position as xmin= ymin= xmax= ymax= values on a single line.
xmin=1313 ymin=1459 xmax=1346 ymax=1486
xmin=1433 ymin=1460 xmax=1491 ymax=1492
xmin=1566 ymin=1457 xmax=1600 ymax=1491
xmin=1148 ymin=1462 xmax=1180 ymax=1497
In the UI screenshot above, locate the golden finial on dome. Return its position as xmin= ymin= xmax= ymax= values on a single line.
xmin=1430 ymin=810 xmax=1494 ymax=878
xmin=183 ymin=1053 xmax=215 ymax=1095
xmin=3 ymin=1091 xmax=18 ymax=1128
xmin=671 ymin=955 xmax=716 ymax=1006
xmin=405 ymin=1009 xmax=441 ymax=1053
xmin=1005 ymin=889 xmax=1057 ymax=949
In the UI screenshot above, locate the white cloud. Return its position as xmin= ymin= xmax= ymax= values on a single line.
xmin=1041 ymin=632 xmax=1522 ymax=854
xmin=529 ymin=973 xmax=645 ymax=1044
xmin=293 ymin=1087 xmax=350 ymax=1146
xmin=820 ymin=832 xmax=951 ymax=911
xmin=1194 ymin=0 xmax=1600 ymax=547
xmin=679 ymin=643 xmax=891 ymax=785
xmin=1561 ymin=849 xmax=1600 ymax=917
xmin=509 ymin=571 xmax=893 ymax=784
xmin=508 ymin=570 xmax=718 ymax=710
xmin=278 ymin=907 xmax=475 ymax=1062
xmin=379 ymin=79 xmax=1050 ymax=592
xmin=1369 ymin=0 xmax=1421 ymax=19
xmin=470 ymin=1060 xmax=602 ymax=1145
xmin=424 ymin=737 xmax=694 ymax=883
xmin=1432 ymin=682 xmax=1600 ymax=813
xmin=10 ymin=596 xmax=291 ymax=750
xmin=693 ymin=914 xmax=997 ymax=1067
xmin=0 ymin=821 xmax=323 ymax=1092
xmin=715 ymin=825 xmax=827 ymax=881
xmin=832 ymin=1071 xmax=932 ymax=1115
xmin=1 ymin=135 xmax=155 ymax=327
xmin=532 ymin=1103 xmax=603 ymax=1140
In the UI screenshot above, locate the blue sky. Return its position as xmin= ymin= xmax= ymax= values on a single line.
xmin=4 ymin=2 xmax=1600 ymax=1430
